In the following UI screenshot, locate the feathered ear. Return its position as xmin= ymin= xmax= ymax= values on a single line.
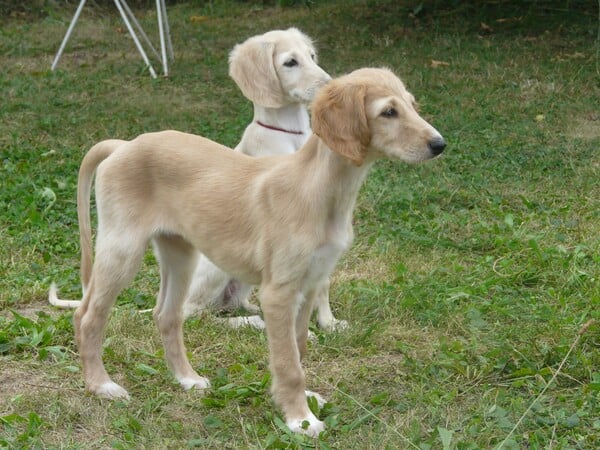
xmin=229 ymin=38 xmax=286 ymax=108
xmin=311 ymin=80 xmax=370 ymax=166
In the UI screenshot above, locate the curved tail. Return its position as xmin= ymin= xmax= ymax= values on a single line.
xmin=49 ymin=139 xmax=127 ymax=309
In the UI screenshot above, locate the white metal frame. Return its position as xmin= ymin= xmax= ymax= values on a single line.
xmin=51 ymin=0 xmax=173 ymax=78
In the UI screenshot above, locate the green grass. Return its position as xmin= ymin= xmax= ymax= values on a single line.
xmin=1 ymin=0 xmax=599 ymax=448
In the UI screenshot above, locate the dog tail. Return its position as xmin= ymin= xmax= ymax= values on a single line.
xmin=48 ymin=283 xmax=83 ymax=308
xmin=49 ymin=139 xmax=127 ymax=309
xmin=78 ymin=140 xmax=127 ymax=291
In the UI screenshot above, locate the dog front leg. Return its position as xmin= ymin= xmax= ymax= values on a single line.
xmin=297 ymin=286 xmax=327 ymax=409
xmin=260 ymin=283 xmax=325 ymax=437
xmin=295 ymin=290 xmax=315 ymax=360
xmin=314 ymin=278 xmax=348 ymax=331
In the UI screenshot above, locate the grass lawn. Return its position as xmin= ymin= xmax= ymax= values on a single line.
xmin=1 ymin=0 xmax=599 ymax=448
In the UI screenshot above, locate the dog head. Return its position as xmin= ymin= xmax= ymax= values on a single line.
xmin=311 ymin=68 xmax=446 ymax=166
xmin=229 ymin=28 xmax=331 ymax=108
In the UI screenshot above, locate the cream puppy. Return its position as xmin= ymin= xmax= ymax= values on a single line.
xmin=51 ymin=68 xmax=445 ymax=436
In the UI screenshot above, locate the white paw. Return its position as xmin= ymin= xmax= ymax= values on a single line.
xmin=305 ymin=390 xmax=327 ymax=408
xmin=319 ymin=318 xmax=349 ymax=332
xmin=182 ymin=302 xmax=205 ymax=319
xmin=286 ymin=412 xmax=325 ymax=437
xmin=242 ymin=303 xmax=261 ymax=314
xmin=245 ymin=315 xmax=266 ymax=329
xmin=226 ymin=315 xmax=265 ymax=330
xmin=307 ymin=330 xmax=317 ymax=342
xmin=178 ymin=376 xmax=211 ymax=391
xmin=96 ymin=382 xmax=130 ymax=400
xmin=333 ymin=319 xmax=349 ymax=330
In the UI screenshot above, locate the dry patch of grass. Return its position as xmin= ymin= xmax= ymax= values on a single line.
xmin=568 ymin=114 xmax=600 ymax=140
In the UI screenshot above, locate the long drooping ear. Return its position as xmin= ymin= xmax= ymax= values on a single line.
xmin=311 ymin=80 xmax=370 ymax=166
xmin=229 ymin=37 xmax=286 ymax=108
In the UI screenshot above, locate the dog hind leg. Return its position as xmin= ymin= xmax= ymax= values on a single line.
xmin=223 ymin=279 xmax=260 ymax=313
xmin=182 ymin=255 xmax=231 ymax=319
xmin=74 ymin=234 xmax=148 ymax=400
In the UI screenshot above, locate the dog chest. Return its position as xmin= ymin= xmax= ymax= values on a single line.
xmin=305 ymin=235 xmax=350 ymax=286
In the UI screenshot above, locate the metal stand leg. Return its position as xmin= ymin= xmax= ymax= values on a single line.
xmin=114 ymin=0 xmax=157 ymax=78
xmin=156 ymin=0 xmax=168 ymax=76
xmin=119 ymin=0 xmax=161 ymax=63
xmin=51 ymin=0 xmax=87 ymax=71
xmin=161 ymin=0 xmax=174 ymax=62
xmin=51 ymin=0 xmax=172 ymax=78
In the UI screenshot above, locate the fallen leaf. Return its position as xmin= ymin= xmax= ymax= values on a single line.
xmin=535 ymin=114 xmax=545 ymax=122
xmin=564 ymin=52 xmax=585 ymax=59
xmin=480 ymin=22 xmax=493 ymax=32
xmin=496 ymin=16 xmax=523 ymax=23
xmin=431 ymin=60 xmax=450 ymax=68
xmin=190 ymin=15 xmax=208 ymax=24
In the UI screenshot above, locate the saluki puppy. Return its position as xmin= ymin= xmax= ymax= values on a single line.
xmin=54 ymin=68 xmax=445 ymax=436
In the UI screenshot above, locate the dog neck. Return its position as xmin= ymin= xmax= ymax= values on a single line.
xmin=253 ymin=103 xmax=310 ymax=135
xmin=295 ymin=134 xmax=374 ymax=231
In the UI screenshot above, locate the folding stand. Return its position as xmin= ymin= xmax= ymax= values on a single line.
xmin=51 ymin=0 xmax=173 ymax=78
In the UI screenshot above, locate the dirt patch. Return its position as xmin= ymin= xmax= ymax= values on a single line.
xmin=0 ymin=301 xmax=63 ymax=320
xmin=0 ymin=366 xmax=59 ymax=411
xmin=333 ymin=253 xmax=394 ymax=284
xmin=568 ymin=114 xmax=600 ymax=140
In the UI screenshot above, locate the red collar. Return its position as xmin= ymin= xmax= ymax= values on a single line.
xmin=256 ymin=120 xmax=304 ymax=135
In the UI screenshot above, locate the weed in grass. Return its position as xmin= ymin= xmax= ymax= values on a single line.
xmin=0 ymin=411 xmax=46 ymax=448
xmin=0 ymin=310 xmax=73 ymax=361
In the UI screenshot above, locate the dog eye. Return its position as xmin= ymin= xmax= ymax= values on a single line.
xmin=284 ymin=58 xmax=298 ymax=67
xmin=310 ymin=53 xmax=316 ymax=61
xmin=381 ymin=107 xmax=398 ymax=118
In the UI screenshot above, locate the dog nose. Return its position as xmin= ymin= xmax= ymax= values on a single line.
xmin=428 ymin=136 xmax=446 ymax=155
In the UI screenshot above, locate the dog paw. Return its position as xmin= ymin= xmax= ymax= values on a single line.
xmin=226 ymin=315 xmax=265 ymax=330
xmin=245 ymin=315 xmax=266 ymax=329
xmin=305 ymin=390 xmax=327 ymax=408
xmin=96 ymin=382 xmax=130 ymax=400
xmin=242 ymin=303 xmax=261 ymax=314
xmin=182 ymin=303 xmax=204 ymax=319
xmin=319 ymin=318 xmax=349 ymax=332
xmin=179 ymin=376 xmax=211 ymax=391
xmin=333 ymin=319 xmax=349 ymax=330
xmin=286 ymin=412 xmax=325 ymax=437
